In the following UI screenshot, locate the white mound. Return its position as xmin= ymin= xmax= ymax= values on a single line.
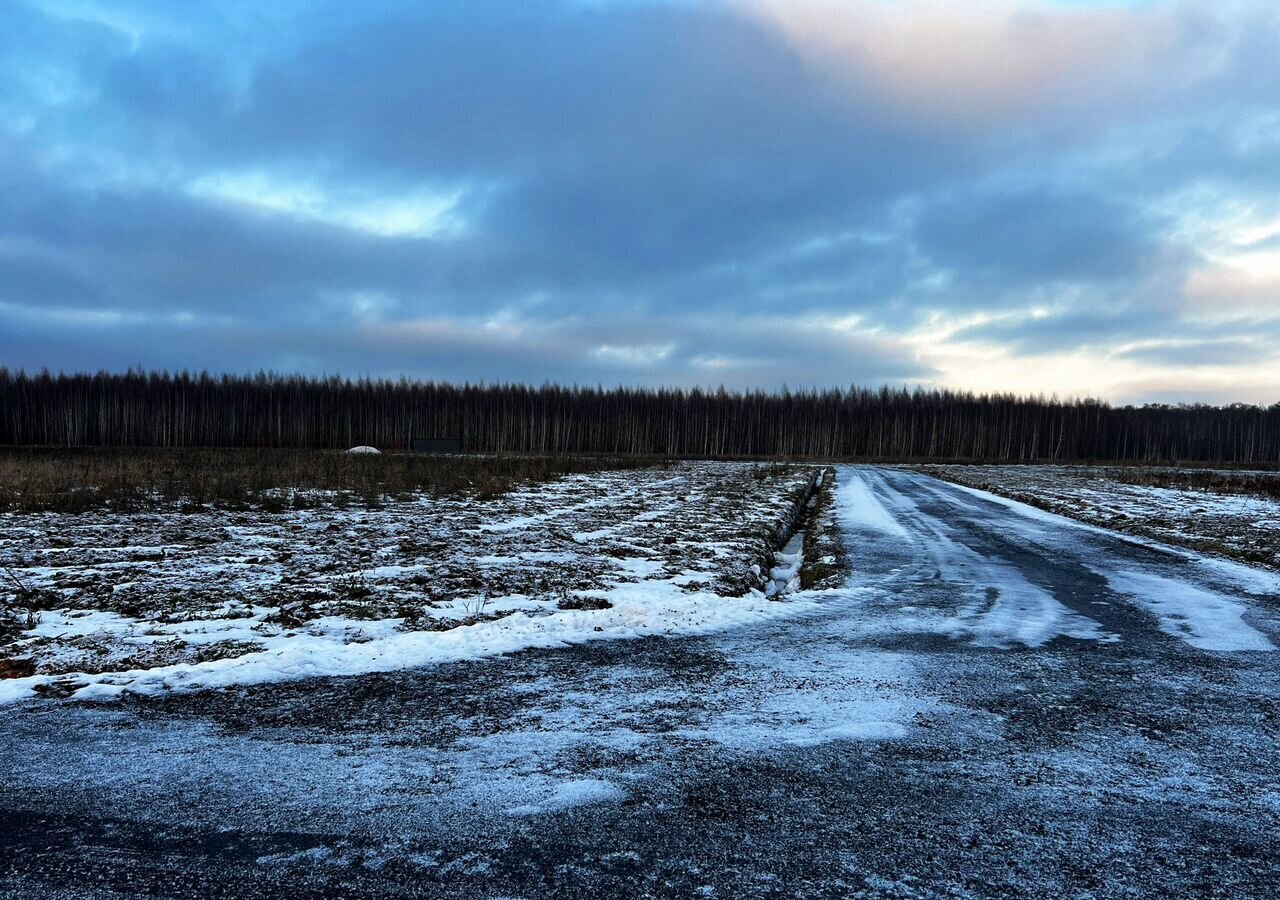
xmin=346 ymin=445 xmax=381 ymax=455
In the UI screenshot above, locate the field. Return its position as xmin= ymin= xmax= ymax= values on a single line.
xmin=2 ymin=459 xmax=1279 ymax=897
xmin=917 ymin=464 xmax=1280 ymax=570
xmin=0 ymin=452 xmax=827 ymax=700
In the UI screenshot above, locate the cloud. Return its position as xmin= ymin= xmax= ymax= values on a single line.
xmin=912 ymin=186 xmax=1173 ymax=287
xmin=0 ymin=297 xmax=932 ymax=389
xmin=749 ymin=0 xmax=1180 ymax=124
xmin=1 ymin=0 xmax=1280 ymax=402
xmin=1116 ymin=339 xmax=1276 ymax=367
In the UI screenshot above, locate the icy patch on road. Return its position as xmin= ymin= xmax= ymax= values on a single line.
xmin=505 ymin=778 xmax=627 ymax=816
xmin=837 ymin=469 xmax=1113 ymax=648
xmin=786 ymin=720 xmax=908 ymax=746
xmin=947 ymin=565 xmax=1113 ymax=649
xmin=858 ymin=579 xmax=1111 ymax=649
xmin=838 ymin=472 xmax=910 ymax=539
xmin=681 ymin=640 xmax=951 ymax=751
xmin=1102 ymin=571 xmax=1274 ymax=651
xmin=1192 ymin=555 xmax=1280 ymax=596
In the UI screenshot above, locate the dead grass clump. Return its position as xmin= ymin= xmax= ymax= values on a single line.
xmin=801 ymin=467 xmax=849 ymax=590
xmin=556 ymin=595 xmax=613 ymax=611
xmin=0 ymin=656 xmax=36 ymax=679
xmin=399 ymin=609 xmax=518 ymax=632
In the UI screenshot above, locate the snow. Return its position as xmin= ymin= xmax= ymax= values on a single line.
xmin=766 ymin=531 xmax=804 ymax=597
xmin=1101 ymin=570 xmax=1274 ymax=651
xmin=838 ymin=468 xmax=1113 ymax=648
xmin=1192 ymin=554 xmax=1280 ymax=595
xmin=947 ymin=566 xmax=1112 ymax=649
xmin=0 ymin=570 xmax=824 ymax=705
xmin=837 ymin=471 xmax=910 ymax=539
xmin=27 ymin=609 xmax=137 ymax=640
xmin=615 ymin=557 xmax=665 ymax=579
xmin=1 ymin=462 xmax=819 ymax=704
xmin=346 ymin=446 xmax=381 ymax=454
xmin=923 ymin=473 xmax=1277 ymax=652
xmin=926 ymin=464 xmax=1280 ymax=573
xmin=676 ymin=633 xmax=947 ymax=752
xmin=7 ymin=461 xmax=1276 ymax=711
xmin=505 ymin=778 xmax=627 ymax=816
xmin=5 ymin=463 xmax=1280 ymax=885
xmin=786 ymin=720 xmax=909 ymax=745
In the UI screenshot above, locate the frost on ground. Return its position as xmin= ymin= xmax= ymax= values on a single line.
xmin=918 ymin=464 xmax=1280 ymax=571
xmin=2 ymin=468 xmax=1279 ymax=897
xmin=0 ymin=461 xmax=817 ymax=702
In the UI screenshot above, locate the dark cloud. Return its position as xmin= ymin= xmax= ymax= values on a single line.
xmin=950 ymin=308 xmax=1167 ymax=354
xmin=0 ymin=301 xmax=932 ymax=389
xmin=1 ymin=0 xmax=1279 ymax=399
xmin=912 ymin=187 xmax=1170 ymax=288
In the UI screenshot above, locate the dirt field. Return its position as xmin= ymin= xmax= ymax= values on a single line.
xmin=1 ymin=460 xmax=819 ymax=699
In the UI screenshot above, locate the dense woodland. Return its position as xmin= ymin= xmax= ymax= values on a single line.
xmin=1 ymin=369 xmax=1278 ymax=462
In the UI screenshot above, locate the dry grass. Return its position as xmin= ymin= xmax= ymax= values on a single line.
xmin=801 ymin=467 xmax=848 ymax=590
xmin=1103 ymin=467 xmax=1280 ymax=501
xmin=0 ymin=448 xmax=663 ymax=513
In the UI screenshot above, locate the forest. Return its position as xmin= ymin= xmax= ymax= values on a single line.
xmin=1 ymin=369 xmax=1277 ymax=463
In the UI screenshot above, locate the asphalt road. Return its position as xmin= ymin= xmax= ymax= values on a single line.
xmin=3 ymin=468 xmax=1279 ymax=899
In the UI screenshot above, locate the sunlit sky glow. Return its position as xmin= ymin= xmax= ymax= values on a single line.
xmin=2 ymin=0 xmax=1279 ymax=403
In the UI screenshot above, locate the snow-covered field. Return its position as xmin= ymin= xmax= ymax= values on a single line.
xmin=918 ymin=464 xmax=1280 ymax=571
xmin=3 ymin=466 xmax=1279 ymax=896
xmin=0 ymin=461 xmax=818 ymax=703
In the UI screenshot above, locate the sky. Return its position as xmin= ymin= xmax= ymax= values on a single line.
xmin=2 ymin=0 xmax=1279 ymax=404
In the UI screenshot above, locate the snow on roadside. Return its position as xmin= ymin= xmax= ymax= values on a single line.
xmin=0 ymin=580 xmax=824 ymax=704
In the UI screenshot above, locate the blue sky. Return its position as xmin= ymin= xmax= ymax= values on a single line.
xmin=2 ymin=0 xmax=1278 ymax=403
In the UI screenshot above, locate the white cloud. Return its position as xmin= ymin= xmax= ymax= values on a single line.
xmin=591 ymin=343 xmax=677 ymax=367
xmin=188 ymin=170 xmax=468 ymax=239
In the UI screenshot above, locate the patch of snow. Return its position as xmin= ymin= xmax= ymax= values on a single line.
xmin=1101 ymin=570 xmax=1274 ymax=652
xmin=613 ymin=558 xmax=665 ymax=579
xmin=786 ymin=720 xmax=908 ymax=746
xmin=0 ymin=582 xmax=824 ymax=704
xmin=837 ymin=470 xmax=910 ymax=539
xmin=505 ymin=778 xmax=626 ymax=816
xmin=26 ymin=609 xmax=138 ymax=640
xmin=766 ymin=531 xmax=804 ymax=597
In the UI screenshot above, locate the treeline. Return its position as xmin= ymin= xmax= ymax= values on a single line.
xmin=1 ymin=369 xmax=1278 ymax=462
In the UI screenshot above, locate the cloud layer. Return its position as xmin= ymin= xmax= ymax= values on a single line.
xmin=2 ymin=0 xmax=1279 ymax=403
